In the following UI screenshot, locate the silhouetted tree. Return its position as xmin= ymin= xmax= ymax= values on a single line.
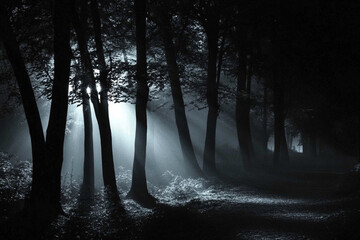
xmin=0 ymin=0 xmax=72 ymax=218
xmin=151 ymin=0 xmax=202 ymax=177
xmin=128 ymin=0 xmax=155 ymax=207
xmin=196 ymin=0 xmax=220 ymax=175
xmin=235 ymin=15 xmax=254 ymax=169
xmin=71 ymin=0 xmax=95 ymax=201
xmin=90 ymin=0 xmax=118 ymax=194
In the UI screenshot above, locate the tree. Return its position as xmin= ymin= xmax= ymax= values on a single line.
xmin=235 ymin=12 xmax=254 ymax=169
xmin=271 ymin=41 xmax=289 ymax=165
xmin=267 ymin=2 xmax=290 ymax=165
xmin=90 ymin=0 xmax=118 ymax=194
xmin=197 ymin=0 xmax=220 ymax=175
xmin=0 ymin=0 xmax=72 ymax=218
xmin=151 ymin=0 xmax=202 ymax=177
xmin=72 ymin=0 xmax=119 ymax=196
xmin=127 ymin=0 xmax=155 ymax=207
xmin=71 ymin=0 xmax=95 ymax=201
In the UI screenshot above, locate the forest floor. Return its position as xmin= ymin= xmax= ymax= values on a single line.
xmin=0 ymin=152 xmax=359 ymax=240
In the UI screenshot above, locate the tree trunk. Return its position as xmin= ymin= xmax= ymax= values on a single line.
xmin=303 ymin=131 xmax=316 ymax=158
xmin=1 ymin=0 xmax=71 ymax=217
xmin=309 ymin=131 xmax=317 ymax=158
xmin=73 ymin=0 xmax=120 ymax=203
xmin=128 ymin=0 xmax=154 ymax=206
xmin=358 ymin=116 xmax=360 ymax=163
xmin=156 ymin=10 xmax=202 ymax=177
xmin=45 ymin=0 xmax=72 ymax=212
xmin=262 ymin=82 xmax=268 ymax=152
xmin=90 ymin=0 xmax=118 ymax=193
xmin=71 ymin=4 xmax=95 ymax=200
xmin=246 ymin=56 xmax=254 ymax=160
xmin=203 ymin=18 xmax=219 ymax=176
xmin=0 ymin=5 xmax=47 ymax=216
xmin=273 ymin=63 xmax=289 ymax=165
xmin=358 ymin=118 xmax=360 ymax=163
xmin=287 ymin=132 xmax=293 ymax=151
xmin=236 ymin=72 xmax=252 ymax=168
xmin=80 ymin=94 xmax=95 ymax=200
xmin=236 ymin=40 xmax=253 ymax=169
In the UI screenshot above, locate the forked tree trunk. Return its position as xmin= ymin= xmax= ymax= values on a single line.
xmin=1 ymin=0 xmax=72 ymax=217
xmin=73 ymin=0 xmax=119 ymax=196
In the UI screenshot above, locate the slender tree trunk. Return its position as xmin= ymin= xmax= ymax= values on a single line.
xmin=80 ymin=94 xmax=95 ymax=200
xmin=203 ymin=18 xmax=219 ymax=176
xmin=358 ymin=116 xmax=360 ymax=163
xmin=122 ymin=49 xmax=128 ymax=63
xmin=262 ymin=82 xmax=268 ymax=152
xmin=246 ymin=57 xmax=254 ymax=159
xmin=71 ymin=4 xmax=95 ymax=200
xmin=309 ymin=131 xmax=317 ymax=158
xmin=271 ymin=16 xmax=289 ymax=166
xmin=216 ymin=29 xmax=226 ymax=87
xmin=273 ymin=62 xmax=289 ymax=165
xmin=302 ymin=132 xmax=308 ymax=154
xmin=287 ymin=132 xmax=293 ymax=151
xmin=157 ymin=10 xmax=202 ymax=177
xmin=236 ymin=40 xmax=253 ymax=169
xmin=45 ymin=0 xmax=72 ymax=212
xmin=303 ymin=131 xmax=316 ymax=158
xmin=128 ymin=0 xmax=154 ymax=206
xmin=0 ymin=5 xmax=47 ymax=216
xmin=90 ymin=0 xmax=118 ymax=193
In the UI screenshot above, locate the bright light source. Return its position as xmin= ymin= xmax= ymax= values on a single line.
xmin=96 ymin=83 xmax=101 ymax=93
xmin=86 ymin=87 xmax=91 ymax=95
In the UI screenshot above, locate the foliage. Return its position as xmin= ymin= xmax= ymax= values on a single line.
xmin=0 ymin=152 xmax=31 ymax=202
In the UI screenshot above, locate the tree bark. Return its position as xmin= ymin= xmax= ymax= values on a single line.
xmin=80 ymin=94 xmax=95 ymax=200
xmin=273 ymin=62 xmax=289 ymax=165
xmin=45 ymin=0 xmax=72 ymax=212
xmin=0 ymin=4 xmax=48 ymax=216
xmin=309 ymin=131 xmax=317 ymax=158
xmin=203 ymin=16 xmax=219 ymax=176
xmin=236 ymin=32 xmax=253 ymax=169
xmin=302 ymin=131 xmax=316 ymax=158
xmin=1 ymin=0 xmax=71 ymax=217
xmin=236 ymin=55 xmax=252 ymax=168
xmin=358 ymin=116 xmax=360 ymax=163
xmin=71 ymin=2 xmax=95 ymax=200
xmin=128 ymin=0 xmax=154 ymax=206
xmin=156 ymin=10 xmax=202 ymax=177
xmin=262 ymin=82 xmax=268 ymax=152
xmin=90 ymin=0 xmax=118 ymax=193
xmin=287 ymin=132 xmax=293 ymax=151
